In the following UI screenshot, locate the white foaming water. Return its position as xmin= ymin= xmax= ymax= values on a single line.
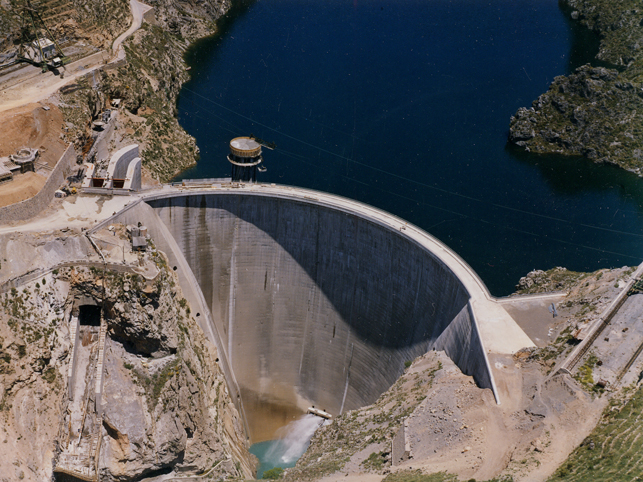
xmin=266 ymin=414 xmax=325 ymax=464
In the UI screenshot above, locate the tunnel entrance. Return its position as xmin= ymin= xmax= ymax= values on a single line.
xmin=78 ymin=305 xmax=101 ymax=326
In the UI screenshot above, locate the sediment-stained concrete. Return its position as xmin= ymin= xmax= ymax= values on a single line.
xmin=93 ymin=184 xmax=534 ymax=442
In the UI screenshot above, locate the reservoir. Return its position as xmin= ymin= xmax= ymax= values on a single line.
xmin=176 ymin=0 xmax=643 ymax=296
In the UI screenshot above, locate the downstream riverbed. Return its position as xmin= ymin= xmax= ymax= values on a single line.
xmin=175 ymin=0 xmax=643 ymax=296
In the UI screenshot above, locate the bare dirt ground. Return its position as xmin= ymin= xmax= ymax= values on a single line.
xmin=0 ymin=0 xmax=153 ymax=211
xmin=0 ymin=102 xmax=67 ymax=166
xmin=0 ymin=102 xmax=68 ymax=206
xmin=0 ymin=172 xmax=47 ymax=207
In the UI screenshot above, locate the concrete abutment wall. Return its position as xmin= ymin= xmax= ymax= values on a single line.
xmin=0 ymin=144 xmax=77 ymax=223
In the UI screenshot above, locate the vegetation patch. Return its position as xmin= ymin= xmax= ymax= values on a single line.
xmin=574 ymin=353 xmax=602 ymax=392
xmin=549 ymin=384 xmax=643 ymax=481
xmin=42 ymin=367 xmax=57 ymax=384
xmin=509 ymin=1 xmax=643 ymax=174
xmin=361 ymin=451 xmax=386 ymax=471
xmin=516 ymin=267 xmax=585 ymax=295
xmin=263 ymin=467 xmax=284 ymax=479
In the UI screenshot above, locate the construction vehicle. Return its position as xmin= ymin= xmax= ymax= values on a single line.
xmin=14 ymin=0 xmax=68 ymax=72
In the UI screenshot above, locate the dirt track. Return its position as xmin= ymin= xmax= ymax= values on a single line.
xmin=0 ymin=103 xmax=67 ymax=165
xmin=0 ymin=0 xmax=144 ymax=114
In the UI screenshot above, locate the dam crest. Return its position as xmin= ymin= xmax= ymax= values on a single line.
xmin=92 ymin=183 xmax=534 ymax=442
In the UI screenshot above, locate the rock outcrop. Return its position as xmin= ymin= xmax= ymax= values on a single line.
xmin=54 ymin=0 xmax=234 ymax=181
xmin=0 ymin=272 xmax=70 ymax=482
xmin=509 ymin=1 xmax=643 ymax=175
xmin=96 ymin=263 xmax=254 ymax=479
xmin=0 ymin=229 xmax=255 ymax=481
xmin=0 ymin=0 xmax=234 ymax=182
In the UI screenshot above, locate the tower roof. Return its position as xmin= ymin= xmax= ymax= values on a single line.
xmin=230 ymin=137 xmax=262 ymax=158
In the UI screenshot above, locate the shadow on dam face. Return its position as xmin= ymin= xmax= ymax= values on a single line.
xmin=145 ymin=192 xmax=493 ymax=443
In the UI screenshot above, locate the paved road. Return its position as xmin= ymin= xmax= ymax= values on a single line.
xmin=112 ymin=0 xmax=151 ymax=61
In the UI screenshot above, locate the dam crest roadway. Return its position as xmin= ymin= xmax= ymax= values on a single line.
xmin=82 ymin=181 xmax=548 ymax=443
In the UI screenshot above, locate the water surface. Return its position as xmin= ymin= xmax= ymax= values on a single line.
xmin=250 ymin=414 xmax=323 ymax=478
xmin=176 ymin=0 xmax=643 ymax=295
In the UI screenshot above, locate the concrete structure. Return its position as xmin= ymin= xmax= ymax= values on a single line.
xmin=228 ymin=137 xmax=265 ymax=182
xmin=0 ymin=148 xmax=38 ymax=183
xmin=81 ymin=144 xmax=141 ymax=194
xmin=0 ymin=163 xmax=12 ymax=184
xmin=141 ymin=4 xmax=157 ymax=25
xmin=10 ymin=148 xmax=37 ymax=172
xmin=132 ymin=236 xmax=146 ymax=251
xmin=392 ymin=419 xmax=411 ymax=466
xmin=67 ymin=315 xmax=80 ymax=400
xmin=90 ymin=184 xmax=534 ymax=443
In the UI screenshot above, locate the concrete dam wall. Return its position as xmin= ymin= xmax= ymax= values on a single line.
xmin=131 ymin=189 xmax=497 ymax=443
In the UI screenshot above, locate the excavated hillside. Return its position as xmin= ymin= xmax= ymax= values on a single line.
xmin=1 ymin=0 xmax=235 ymax=182
xmin=0 ymin=0 xmax=130 ymax=53
xmin=54 ymin=0 xmax=234 ymax=182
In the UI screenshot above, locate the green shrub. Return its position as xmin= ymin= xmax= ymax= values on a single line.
xmin=263 ymin=467 xmax=284 ymax=479
xmin=362 ymin=451 xmax=385 ymax=471
xmin=43 ymin=367 xmax=57 ymax=384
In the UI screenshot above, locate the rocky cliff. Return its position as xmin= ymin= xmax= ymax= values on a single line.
xmin=80 ymin=263 xmax=255 ymax=480
xmin=0 ymin=229 xmax=255 ymax=481
xmin=0 ymin=271 xmax=69 ymax=482
xmin=97 ymin=0 xmax=235 ymax=181
xmin=509 ymin=0 xmax=643 ymax=175
xmin=55 ymin=0 xmax=235 ymax=182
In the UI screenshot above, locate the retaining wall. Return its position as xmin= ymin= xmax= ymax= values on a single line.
xmin=0 ymin=144 xmax=77 ymax=223
xmin=109 ymin=145 xmax=138 ymax=179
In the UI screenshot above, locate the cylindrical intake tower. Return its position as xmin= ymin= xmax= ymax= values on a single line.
xmin=228 ymin=137 xmax=264 ymax=182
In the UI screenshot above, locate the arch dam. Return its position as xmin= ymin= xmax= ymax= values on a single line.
xmin=92 ymin=183 xmax=537 ymax=443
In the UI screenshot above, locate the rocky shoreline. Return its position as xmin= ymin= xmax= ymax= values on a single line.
xmin=509 ymin=0 xmax=643 ymax=175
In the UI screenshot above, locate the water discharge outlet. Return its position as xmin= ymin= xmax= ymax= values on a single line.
xmin=251 ymin=414 xmax=328 ymax=478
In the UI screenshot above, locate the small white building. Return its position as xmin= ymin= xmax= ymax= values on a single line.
xmin=32 ymin=38 xmax=55 ymax=61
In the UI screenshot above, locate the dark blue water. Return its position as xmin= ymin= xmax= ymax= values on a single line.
xmin=175 ymin=0 xmax=643 ymax=296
